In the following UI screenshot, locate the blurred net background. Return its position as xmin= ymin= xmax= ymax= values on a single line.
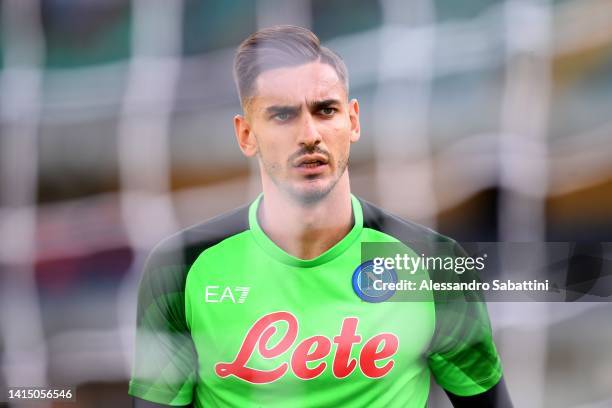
xmin=0 ymin=0 xmax=611 ymax=407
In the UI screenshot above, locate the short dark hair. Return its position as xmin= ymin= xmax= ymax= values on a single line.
xmin=233 ymin=25 xmax=349 ymax=106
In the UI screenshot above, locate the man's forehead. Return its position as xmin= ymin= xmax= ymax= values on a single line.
xmin=251 ymin=62 xmax=346 ymax=106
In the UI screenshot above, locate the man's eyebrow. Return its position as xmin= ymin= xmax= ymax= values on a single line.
xmin=265 ymin=104 xmax=300 ymax=116
xmin=307 ymin=99 xmax=341 ymax=111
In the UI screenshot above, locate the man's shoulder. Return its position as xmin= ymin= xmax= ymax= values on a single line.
xmin=357 ymin=197 xmax=455 ymax=247
xmin=146 ymin=203 xmax=251 ymax=271
xmin=136 ymin=204 xmax=251 ymax=304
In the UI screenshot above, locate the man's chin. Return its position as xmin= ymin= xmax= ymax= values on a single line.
xmin=287 ymin=182 xmax=335 ymax=205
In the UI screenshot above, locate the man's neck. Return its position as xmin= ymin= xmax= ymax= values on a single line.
xmin=258 ymin=175 xmax=354 ymax=260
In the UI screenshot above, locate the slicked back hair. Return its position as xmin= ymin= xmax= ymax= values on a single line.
xmin=233 ymin=25 xmax=349 ymax=108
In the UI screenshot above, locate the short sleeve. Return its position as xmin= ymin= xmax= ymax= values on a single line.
xmin=426 ymin=242 xmax=503 ymax=396
xmin=128 ymin=240 xmax=198 ymax=406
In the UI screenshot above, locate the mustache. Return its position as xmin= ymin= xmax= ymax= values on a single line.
xmin=288 ymin=146 xmax=330 ymax=163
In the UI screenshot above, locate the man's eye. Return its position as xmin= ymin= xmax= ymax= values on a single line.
xmin=274 ymin=112 xmax=292 ymax=121
xmin=320 ymin=108 xmax=336 ymax=116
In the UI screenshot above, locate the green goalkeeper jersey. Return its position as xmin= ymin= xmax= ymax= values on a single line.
xmin=129 ymin=195 xmax=502 ymax=407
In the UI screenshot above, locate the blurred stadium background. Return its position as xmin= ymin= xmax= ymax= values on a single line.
xmin=0 ymin=0 xmax=611 ymax=407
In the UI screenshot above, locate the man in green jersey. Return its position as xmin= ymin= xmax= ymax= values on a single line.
xmin=129 ymin=26 xmax=512 ymax=407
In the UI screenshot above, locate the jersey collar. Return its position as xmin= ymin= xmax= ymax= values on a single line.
xmin=248 ymin=194 xmax=363 ymax=268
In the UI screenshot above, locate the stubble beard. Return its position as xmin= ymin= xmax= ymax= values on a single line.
xmin=259 ymin=150 xmax=349 ymax=206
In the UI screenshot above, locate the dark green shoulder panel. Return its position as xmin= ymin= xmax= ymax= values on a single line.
xmin=130 ymin=204 xmax=250 ymax=404
xmin=136 ymin=203 xmax=250 ymax=317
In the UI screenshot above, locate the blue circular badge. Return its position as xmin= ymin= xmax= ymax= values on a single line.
xmin=352 ymin=260 xmax=398 ymax=303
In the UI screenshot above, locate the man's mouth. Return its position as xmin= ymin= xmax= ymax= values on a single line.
xmin=294 ymin=154 xmax=329 ymax=168
xmin=300 ymin=160 xmax=325 ymax=168
xmin=293 ymin=154 xmax=329 ymax=175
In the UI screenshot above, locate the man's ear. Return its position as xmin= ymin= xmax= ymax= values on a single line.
xmin=348 ymin=99 xmax=361 ymax=143
xmin=234 ymin=114 xmax=257 ymax=157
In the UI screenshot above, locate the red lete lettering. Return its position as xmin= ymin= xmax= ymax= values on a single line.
xmin=214 ymin=311 xmax=399 ymax=383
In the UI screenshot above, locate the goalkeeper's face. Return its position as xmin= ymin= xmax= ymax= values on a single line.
xmin=234 ymin=61 xmax=360 ymax=204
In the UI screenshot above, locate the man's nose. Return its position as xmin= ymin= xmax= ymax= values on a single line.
xmin=297 ymin=113 xmax=322 ymax=147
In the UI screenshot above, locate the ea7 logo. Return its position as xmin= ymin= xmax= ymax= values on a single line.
xmin=205 ymin=286 xmax=250 ymax=304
